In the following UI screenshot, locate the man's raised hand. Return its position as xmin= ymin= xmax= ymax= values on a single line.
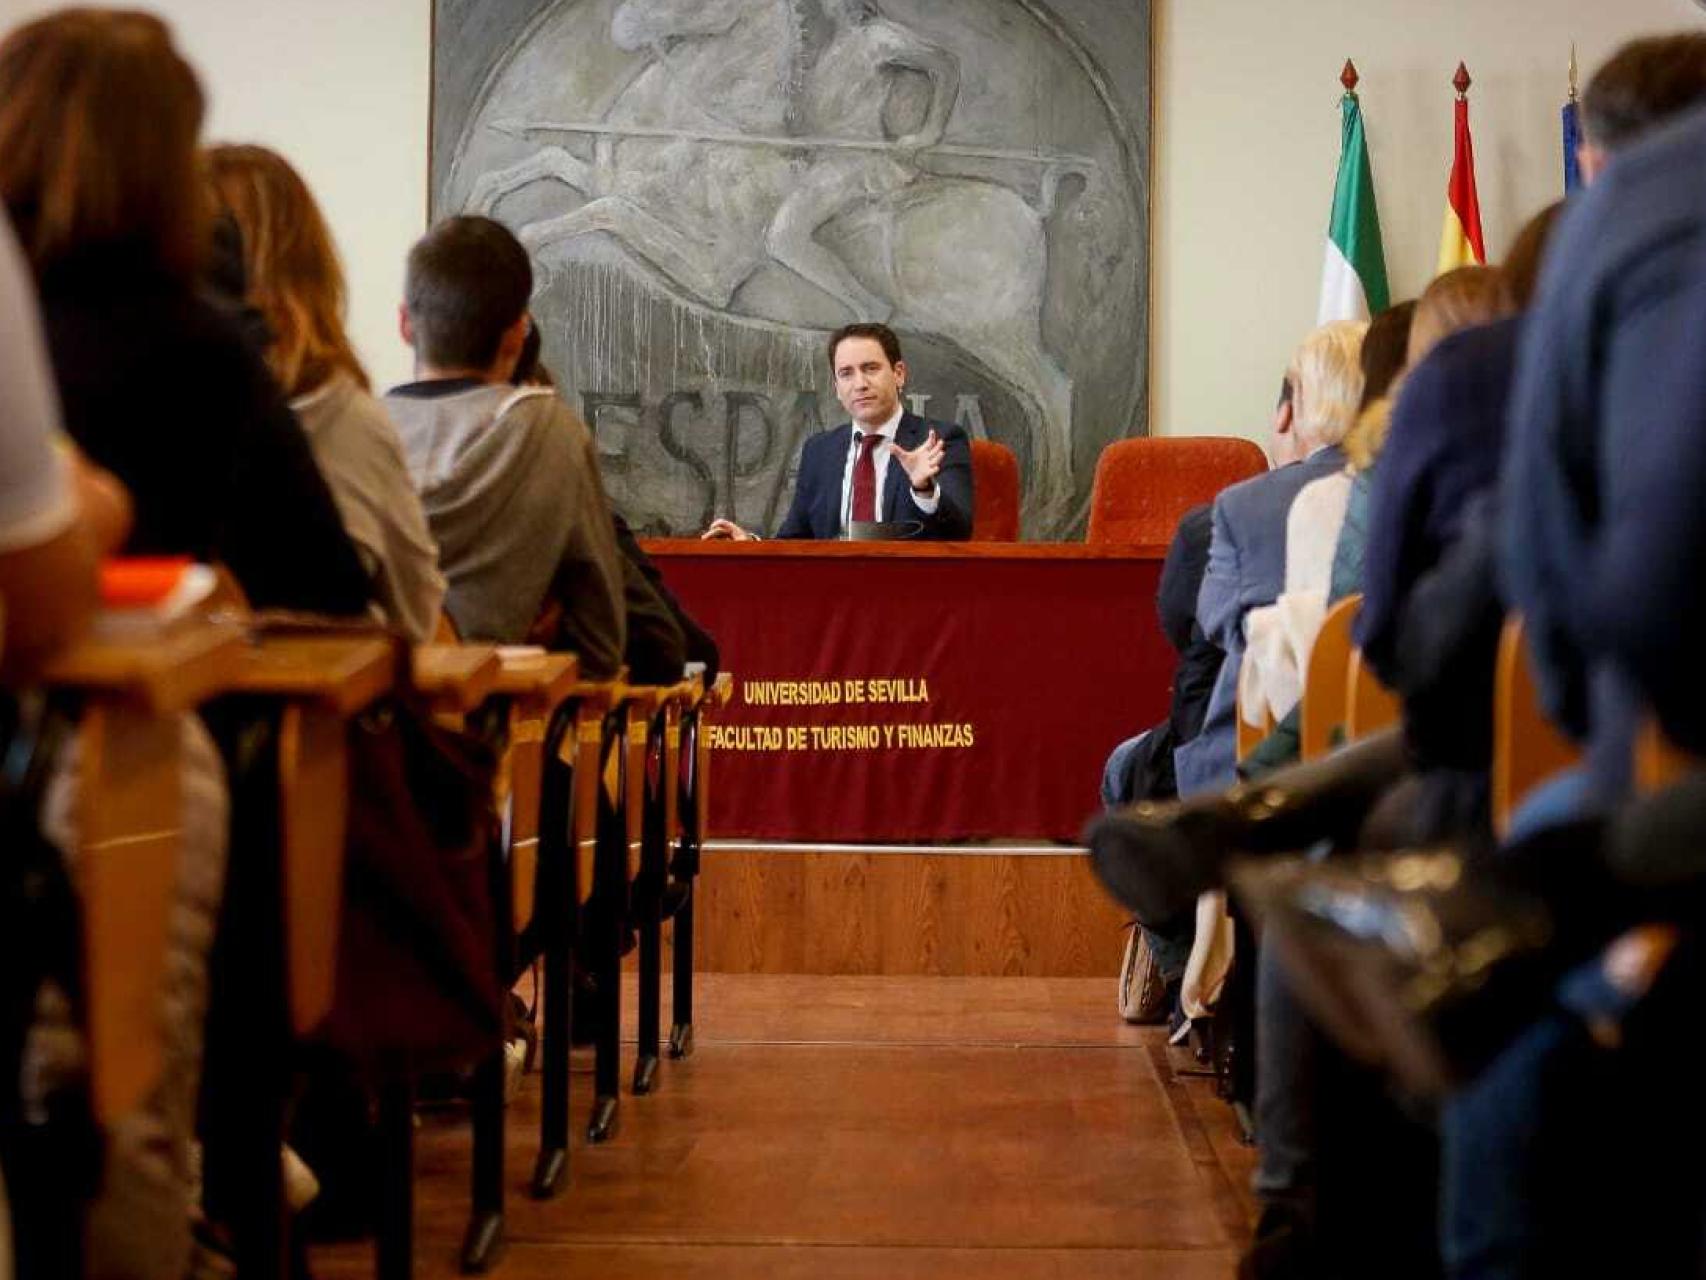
xmin=893 ymin=429 xmax=945 ymax=493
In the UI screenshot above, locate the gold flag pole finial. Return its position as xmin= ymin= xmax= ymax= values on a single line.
xmin=1569 ymin=43 xmax=1579 ymax=103
xmin=1340 ymin=59 xmax=1360 ymax=97
xmin=1453 ymin=62 xmax=1473 ymax=100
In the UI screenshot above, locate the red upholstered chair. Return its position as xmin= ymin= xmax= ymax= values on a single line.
xmin=970 ymin=440 xmax=1020 ymax=541
xmin=1085 ymin=437 xmax=1269 ymax=546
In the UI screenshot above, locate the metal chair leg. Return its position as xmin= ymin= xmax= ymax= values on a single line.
xmin=376 ymin=1077 xmax=415 ymax=1280
xmin=669 ymin=885 xmax=695 ymax=1059
xmin=459 ymin=1052 xmax=505 ymax=1274
xmin=530 ymin=707 xmax=577 ymax=1197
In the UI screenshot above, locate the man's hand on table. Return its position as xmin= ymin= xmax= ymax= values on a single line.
xmin=702 ymin=518 xmax=757 ymax=541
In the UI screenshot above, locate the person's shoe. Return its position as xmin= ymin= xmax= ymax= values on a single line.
xmin=1231 ymin=848 xmax=1556 ymax=1096
xmin=1086 ymin=729 xmax=1409 ymax=922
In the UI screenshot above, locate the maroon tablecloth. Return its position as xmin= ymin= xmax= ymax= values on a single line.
xmin=644 ymin=540 xmax=1173 ymax=842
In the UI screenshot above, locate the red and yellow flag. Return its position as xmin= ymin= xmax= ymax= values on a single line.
xmin=1437 ymin=64 xmax=1486 ymax=274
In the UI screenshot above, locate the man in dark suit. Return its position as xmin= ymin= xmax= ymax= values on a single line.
xmin=702 ymin=322 xmax=973 ymax=541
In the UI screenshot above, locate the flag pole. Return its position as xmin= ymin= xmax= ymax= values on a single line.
xmin=1563 ymin=44 xmax=1584 ymax=194
xmin=1318 ymin=57 xmax=1389 ymax=321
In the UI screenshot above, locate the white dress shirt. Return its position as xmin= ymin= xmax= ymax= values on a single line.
xmin=835 ymin=407 xmax=939 ymax=534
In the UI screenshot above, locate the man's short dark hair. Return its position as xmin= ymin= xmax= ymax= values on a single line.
xmin=1583 ymin=34 xmax=1706 ymax=153
xmin=404 ymin=215 xmax=532 ymax=370
xmin=827 ymin=322 xmax=903 ymax=371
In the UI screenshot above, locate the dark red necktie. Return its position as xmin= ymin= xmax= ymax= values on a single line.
xmin=850 ymin=431 xmax=881 ymax=523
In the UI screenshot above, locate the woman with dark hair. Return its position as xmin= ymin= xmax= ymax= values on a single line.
xmin=0 ymin=9 xmax=369 ymax=616
xmin=206 ymin=143 xmax=445 ymax=639
xmin=0 ymin=13 xmax=370 ymax=1277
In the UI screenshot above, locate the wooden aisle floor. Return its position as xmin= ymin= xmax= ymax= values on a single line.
xmin=315 ymin=975 xmax=1256 ymax=1279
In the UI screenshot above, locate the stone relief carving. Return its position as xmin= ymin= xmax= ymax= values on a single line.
xmin=435 ymin=0 xmax=1149 ymax=536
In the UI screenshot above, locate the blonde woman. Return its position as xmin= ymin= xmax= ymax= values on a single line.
xmin=1240 ymin=269 xmax=1509 ymax=773
xmin=206 ymin=144 xmax=445 ymax=639
xmin=1221 ymin=319 xmax=1367 ymax=734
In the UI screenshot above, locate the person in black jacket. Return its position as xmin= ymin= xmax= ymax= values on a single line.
xmin=0 ymin=13 xmax=372 ymax=1278
xmin=1099 ymin=502 xmax=1221 ymax=1015
xmin=511 ymin=320 xmax=719 ymax=684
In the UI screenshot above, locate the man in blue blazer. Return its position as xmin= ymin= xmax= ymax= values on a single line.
xmin=1172 ymin=322 xmax=1367 ymax=800
xmin=703 ymin=323 xmax=974 ymax=541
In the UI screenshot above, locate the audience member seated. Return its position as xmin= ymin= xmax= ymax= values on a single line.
xmin=1346 ymin=211 xmax=1561 ymax=852
xmin=206 ymin=144 xmax=447 ymax=641
xmin=0 ymin=13 xmax=371 ymax=620
xmin=508 ymin=321 xmax=700 ymax=684
xmin=0 ymin=202 xmax=131 ymax=1279
xmin=1255 ymin=95 xmax=1706 ymax=1277
xmin=385 ymin=216 xmax=626 ymax=676
xmin=1099 ymin=501 xmax=1221 ymax=1025
xmin=1094 ymin=42 xmax=1706 ymax=1279
xmin=0 ymin=15 xmax=315 ymax=1279
xmin=1503 ymin=33 xmax=1706 ymax=821
xmin=0 ymin=212 xmax=123 ymax=684
xmin=1236 ymin=300 xmax=1415 ymax=746
xmin=1174 ymin=320 xmax=1367 ymax=799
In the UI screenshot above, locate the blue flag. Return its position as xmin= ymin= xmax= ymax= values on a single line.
xmin=1563 ymin=99 xmax=1582 ymax=194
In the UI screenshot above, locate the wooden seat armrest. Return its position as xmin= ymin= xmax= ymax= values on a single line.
xmin=623 ymin=685 xmax=665 ymax=717
xmin=226 ymin=635 xmax=398 ymax=715
xmin=44 ymin=619 xmax=247 ymax=713
xmin=221 ymin=634 xmax=395 ymax=1035
xmin=704 ymin=671 xmax=734 ymax=710
xmin=659 ymin=673 xmax=706 ymax=711
xmin=566 ymin=678 xmax=627 ymax=717
xmin=411 ymin=643 xmax=502 ymax=714
xmin=492 ymin=649 xmax=581 ymax=714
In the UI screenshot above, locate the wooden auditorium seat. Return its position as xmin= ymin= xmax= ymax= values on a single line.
xmin=43 ymin=618 xmax=246 ymax=1124
xmin=969 ymin=439 xmax=1021 ymax=541
xmin=630 ymin=674 xmax=703 ymax=1096
xmin=1301 ymin=595 xmax=1361 ymax=761
xmin=670 ymin=670 xmax=733 ymax=1058
xmin=220 ymin=629 xmax=403 ymax=1280
xmin=1345 ymin=645 xmax=1401 ymax=741
xmin=1636 ymin=718 xmax=1699 ymax=795
xmin=1491 ymin=616 xmax=1583 ymax=837
xmin=1235 ymin=698 xmax=1275 ymax=762
xmin=1085 ymin=436 xmax=1268 ymax=547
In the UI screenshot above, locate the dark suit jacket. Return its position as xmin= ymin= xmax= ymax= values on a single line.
xmin=1503 ymin=102 xmax=1706 ymax=801
xmin=773 ymin=413 xmax=973 ymax=540
xmin=1357 ymin=316 xmax=1520 ymax=681
xmin=612 ymin=512 xmax=719 ymax=684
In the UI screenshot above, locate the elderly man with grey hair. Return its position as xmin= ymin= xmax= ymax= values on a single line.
xmin=1174 ymin=320 xmax=1368 ymax=799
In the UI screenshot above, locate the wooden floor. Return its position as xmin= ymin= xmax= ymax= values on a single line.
xmin=315 ymin=976 xmax=1255 ymax=1279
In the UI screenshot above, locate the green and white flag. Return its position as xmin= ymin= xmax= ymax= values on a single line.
xmin=1318 ymin=74 xmax=1390 ymax=323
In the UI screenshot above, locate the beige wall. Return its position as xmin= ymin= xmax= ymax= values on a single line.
xmin=1153 ymin=0 xmax=1704 ymax=450
xmin=0 ymin=0 xmax=430 ymax=390
xmin=1 ymin=0 xmax=1702 ymax=427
